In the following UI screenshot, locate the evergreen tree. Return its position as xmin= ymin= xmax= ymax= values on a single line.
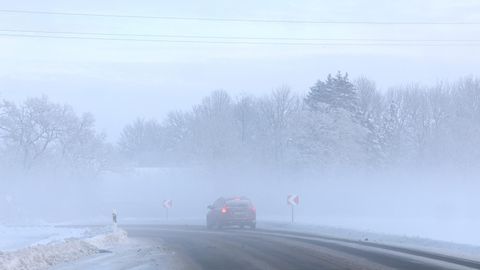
xmin=305 ymin=71 xmax=358 ymax=113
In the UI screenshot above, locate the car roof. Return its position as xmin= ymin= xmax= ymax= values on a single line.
xmin=223 ymin=196 xmax=250 ymax=201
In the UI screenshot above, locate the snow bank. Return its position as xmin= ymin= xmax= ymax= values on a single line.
xmin=0 ymin=239 xmax=98 ymax=270
xmin=0 ymin=228 xmax=128 ymax=270
xmin=84 ymin=229 xmax=128 ymax=249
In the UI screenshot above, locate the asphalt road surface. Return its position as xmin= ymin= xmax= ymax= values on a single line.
xmin=125 ymin=225 xmax=480 ymax=270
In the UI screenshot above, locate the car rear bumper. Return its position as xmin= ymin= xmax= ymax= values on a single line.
xmin=219 ymin=218 xmax=256 ymax=226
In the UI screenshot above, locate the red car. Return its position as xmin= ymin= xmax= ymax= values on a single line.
xmin=207 ymin=197 xmax=256 ymax=230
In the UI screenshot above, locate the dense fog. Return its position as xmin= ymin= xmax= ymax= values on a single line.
xmin=1 ymin=73 xmax=479 ymax=245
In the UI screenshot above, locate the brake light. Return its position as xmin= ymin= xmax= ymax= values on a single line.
xmin=221 ymin=207 xmax=228 ymax=214
xmin=251 ymin=206 xmax=256 ymax=212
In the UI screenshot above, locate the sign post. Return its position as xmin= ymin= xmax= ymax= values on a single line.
xmin=163 ymin=199 xmax=173 ymax=221
xmin=287 ymin=195 xmax=299 ymax=223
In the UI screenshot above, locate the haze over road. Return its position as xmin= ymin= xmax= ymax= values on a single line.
xmin=124 ymin=225 xmax=480 ymax=270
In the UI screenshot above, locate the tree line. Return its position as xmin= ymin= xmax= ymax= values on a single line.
xmin=118 ymin=73 xmax=480 ymax=172
xmin=1 ymin=72 xmax=479 ymax=174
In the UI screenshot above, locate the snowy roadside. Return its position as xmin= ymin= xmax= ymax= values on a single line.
xmin=0 ymin=226 xmax=128 ymax=270
xmin=258 ymin=221 xmax=480 ymax=261
xmin=51 ymin=236 xmax=175 ymax=270
xmin=0 ymin=225 xmax=88 ymax=252
xmin=89 ymin=217 xmax=480 ymax=261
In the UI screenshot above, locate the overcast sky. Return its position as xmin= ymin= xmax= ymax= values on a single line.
xmin=1 ymin=0 xmax=479 ymax=141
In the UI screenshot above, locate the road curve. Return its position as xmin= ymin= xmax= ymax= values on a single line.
xmin=125 ymin=225 xmax=480 ymax=270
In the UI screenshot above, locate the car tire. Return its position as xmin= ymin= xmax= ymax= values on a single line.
xmin=206 ymin=218 xmax=214 ymax=230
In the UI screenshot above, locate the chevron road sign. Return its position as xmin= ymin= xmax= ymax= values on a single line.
xmin=287 ymin=195 xmax=299 ymax=206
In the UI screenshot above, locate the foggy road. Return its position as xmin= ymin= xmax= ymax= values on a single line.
xmin=126 ymin=225 xmax=480 ymax=270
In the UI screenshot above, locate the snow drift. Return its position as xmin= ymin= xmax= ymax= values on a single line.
xmin=0 ymin=228 xmax=127 ymax=270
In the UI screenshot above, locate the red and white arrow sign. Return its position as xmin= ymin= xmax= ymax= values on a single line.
xmin=163 ymin=199 xmax=173 ymax=209
xmin=287 ymin=195 xmax=299 ymax=206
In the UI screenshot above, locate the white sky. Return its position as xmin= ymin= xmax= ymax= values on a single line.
xmin=0 ymin=0 xmax=479 ymax=141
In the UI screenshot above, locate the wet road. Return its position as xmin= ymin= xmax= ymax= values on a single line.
xmin=126 ymin=225 xmax=480 ymax=270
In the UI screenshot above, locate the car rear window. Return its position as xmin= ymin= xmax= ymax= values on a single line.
xmin=226 ymin=200 xmax=251 ymax=208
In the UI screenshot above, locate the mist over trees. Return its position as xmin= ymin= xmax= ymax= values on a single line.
xmin=118 ymin=73 xmax=480 ymax=172
xmin=1 ymin=73 xmax=480 ymax=175
xmin=0 ymin=96 xmax=109 ymax=175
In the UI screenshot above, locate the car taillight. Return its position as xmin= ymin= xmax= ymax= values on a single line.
xmin=221 ymin=207 xmax=228 ymax=214
xmin=251 ymin=206 xmax=256 ymax=212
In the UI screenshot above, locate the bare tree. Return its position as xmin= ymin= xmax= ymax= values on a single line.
xmin=118 ymin=118 xmax=163 ymax=166
xmin=0 ymin=97 xmax=108 ymax=172
xmin=258 ymin=87 xmax=300 ymax=167
xmin=191 ymin=90 xmax=236 ymax=164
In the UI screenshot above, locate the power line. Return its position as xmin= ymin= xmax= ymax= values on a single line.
xmin=1 ymin=33 xmax=480 ymax=47
xmin=1 ymin=29 xmax=479 ymax=43
xmin=0 ymin=9 xmax=479 ymax=25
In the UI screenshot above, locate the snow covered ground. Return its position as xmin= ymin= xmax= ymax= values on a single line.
xmin=258 ymin=221 xmax=480 ymax=262
xmin=52 ymin=237 xmax=175 ymax=270
xmin=2 ymin=220 xmax=478 ymax=269
xmin=0 ymin=225 xmax=98 ymax=252
xmin=0 ymin=225 xmax=129 ymax=270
